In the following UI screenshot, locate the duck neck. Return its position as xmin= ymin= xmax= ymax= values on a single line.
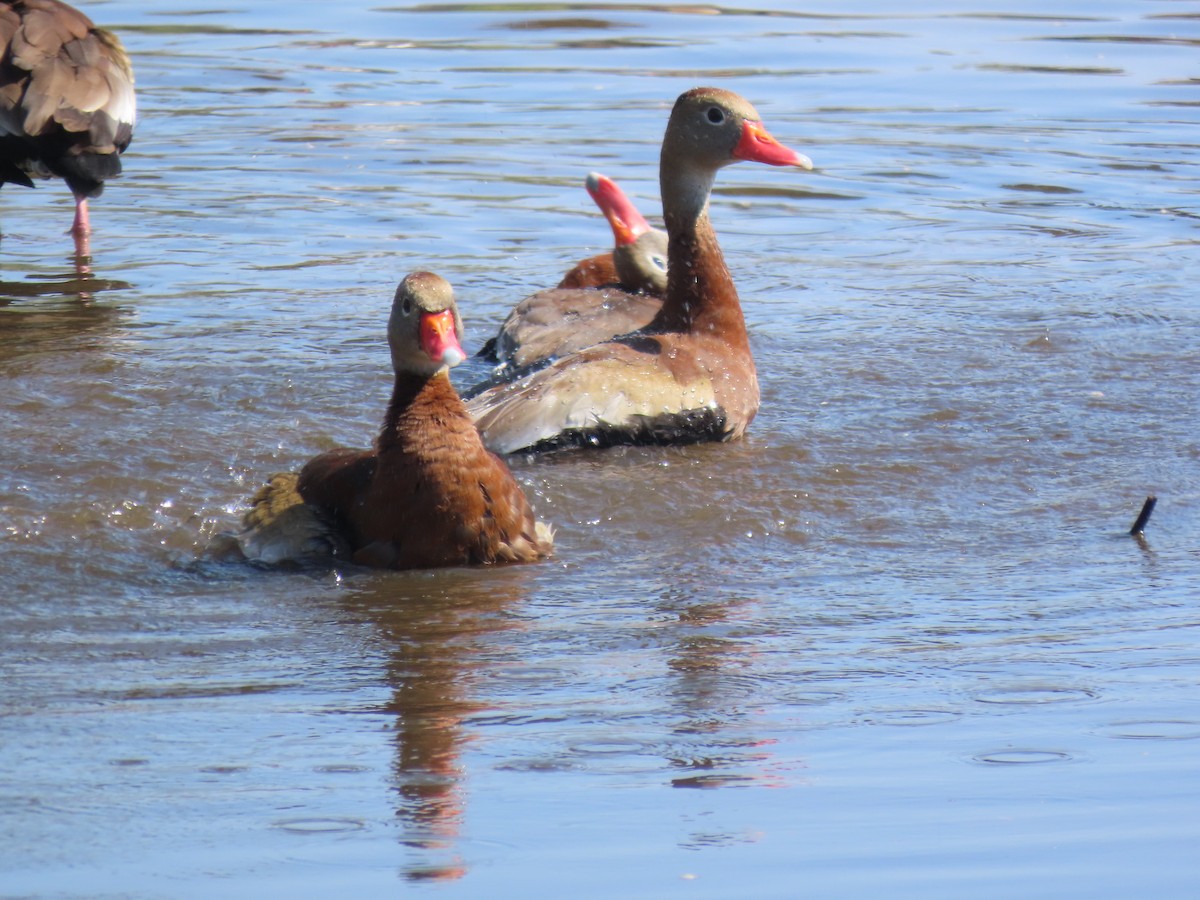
xmin=377 ymin=369 xmax=465 ymax=455
xmin=648 ymin=162 xmax=747 ymax=345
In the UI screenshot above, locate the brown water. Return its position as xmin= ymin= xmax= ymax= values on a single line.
xmin=2 ymin=1 xmax=1199 ymax=896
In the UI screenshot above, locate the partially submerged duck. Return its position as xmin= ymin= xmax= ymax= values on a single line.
xmin=467 ymin=87 xmax=812 ymax=454
xmin=479 ymin=172 xmax=668 ymax=377
xmin=237 ymin=272 xmax=553 ymax=569
xmin=555 ymin=171 xmax=668 ymax=295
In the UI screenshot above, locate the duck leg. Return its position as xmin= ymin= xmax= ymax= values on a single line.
xmin=71 ymin=193 xmax=92 ymax=260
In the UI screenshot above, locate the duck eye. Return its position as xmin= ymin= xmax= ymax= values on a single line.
xmin=706 ymin=107 xmax=724 ymax=124
xmin=651 ymin=255 xmax=667 ymax=272
xmin=401 ymin=297 xmax=414 ymax=315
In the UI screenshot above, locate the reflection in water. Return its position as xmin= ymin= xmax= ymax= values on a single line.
xmin=0 ymin=266 xmax=130 ymax=303
xmin=342 ymin=568 xmax=532 ymax=882
xmin=659 ymin=587 xmax=788 ymax=800
xmin=0 ymin=280 xmax=131 ymax=363
xmin=0 ymin=273 xmax=130 ymax=301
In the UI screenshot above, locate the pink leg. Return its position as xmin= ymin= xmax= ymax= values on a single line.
xmin=71 ymin=194 xmax=91 ymax=260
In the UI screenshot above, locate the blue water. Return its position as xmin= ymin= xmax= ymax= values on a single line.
xmin=1 ymin=1 xmax=1198 ymax=896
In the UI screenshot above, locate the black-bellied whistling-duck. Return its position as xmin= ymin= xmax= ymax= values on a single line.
xmin=0 ymin=0 xmax=136 ymax=259
xmin=557 ymin=172 xmax=668 ymax=293
xmin=467 ymin=87 xmax=812 ymax=454
xmin=477 ymin=172 xmax=667 ymax=376
xmin=592 ymin=172 xmax=669 ymax=295
xmin=237 ymin=272 xmax=553 ymax=570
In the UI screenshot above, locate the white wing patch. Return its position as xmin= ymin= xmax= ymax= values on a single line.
xmin=467 ymin=347 xmax=719 ymax=454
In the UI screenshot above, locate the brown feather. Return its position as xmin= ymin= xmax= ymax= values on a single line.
xmin=238 ymin=473 xmax=352 ymax=564
xmin=557 ymin=251 xmax=619 ymax=290
xmin=325 ymin=372 xmax=552 ymax=569
xmin=482 ymin=285 xmax=663 ymax=377
xmin=236 ymin=274 xmax=553 ymax=570
xmin=0 ymin=0 xmax=136 ymax=199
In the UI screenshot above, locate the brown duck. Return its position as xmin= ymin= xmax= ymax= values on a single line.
xmin=467 ymin=87 xmax=812 ymax=454
xmin=478 ymin=172 xmax=668 ymax=377
xmin=238 ymin=272 xmax=553 ymax=569
xmin=554 ymin=172 xmax=668 ymax=295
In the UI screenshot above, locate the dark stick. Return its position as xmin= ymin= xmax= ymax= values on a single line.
xmin=1129 ymin=496 xmax=1157 ymax=536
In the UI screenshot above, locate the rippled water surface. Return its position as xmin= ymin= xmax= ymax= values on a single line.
xmin=2 ymin=1 xmax=1199 ymax=896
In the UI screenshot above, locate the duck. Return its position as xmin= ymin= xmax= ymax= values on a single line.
xmin=555 ymin=172 xmax=668 ymax=294
xmin=237 ymin=272 xmax=554 ymax=570
xmin=477 ymin=172 xmax=667 ymax=377
xmin=466 ymin=87 xmax=812 ymax=454
xmin=0 ymin=0 xmax=136 ymax=259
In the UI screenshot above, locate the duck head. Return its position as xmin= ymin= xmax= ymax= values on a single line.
xmin=388 ymin=271 xmax=467 ymax=376
xmin=660 ymin=87 xmax=812 ymax=224
xmin=586 ymin=172 xmax=669 ymax=294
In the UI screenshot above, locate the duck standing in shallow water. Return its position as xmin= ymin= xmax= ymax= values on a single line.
xmin=467 ymin=87 xmax=812 ymax=454
xmin=478 ymin=172 xmax=668 ymax=378
xmin=237 ymin=272 xmax=553 ymax=570
xmin=0 ymin=0 xmax=136 ymax=259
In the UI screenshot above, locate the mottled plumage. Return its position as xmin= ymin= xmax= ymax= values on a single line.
xmin=0 ymin=0 xmax=136 ymax=255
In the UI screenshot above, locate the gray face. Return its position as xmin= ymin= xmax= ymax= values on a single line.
xmin=614 ymin=229 xmax=669 ymax=294
xmin=662 ymin=88 xmax=763 ymax=175
xmin=388 ymin=272 xmax=466 ymax=375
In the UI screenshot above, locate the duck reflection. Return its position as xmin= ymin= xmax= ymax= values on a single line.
xmin=657 ymin=584 xmax=789 ymax=787
xmin=655 ymin=585 xmax=791 ymax=854
xmin=342 ymin=566 xmax=534 ymax=882
xmin=0 ymin=263 xmax=132 ymax=363
xmin=0 ymin=247 xmax=130 ymax=302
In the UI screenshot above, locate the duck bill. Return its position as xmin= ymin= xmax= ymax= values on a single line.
xmin=586 ymin=172 xmax=653 ymax=246
xmin=733 ymin=120 xmax=813 ymax=170
xmin=419 ymin=309 xmax=466 ymax=367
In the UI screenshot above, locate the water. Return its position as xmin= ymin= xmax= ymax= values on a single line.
xmin=2 ymin=1 xmax=1198 ymax=896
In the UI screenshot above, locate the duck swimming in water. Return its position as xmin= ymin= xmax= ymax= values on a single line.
xmin=237 ymin=272 xmax=553 ymax=569
xmin=467 ymin=87 xmax=812 ymax=455
xmin=478 ymin=172 xmax=668 ymax=379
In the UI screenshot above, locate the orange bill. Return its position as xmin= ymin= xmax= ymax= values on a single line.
xmin=419 ymin=309 xmax=466 ymax=367
xmin=586 ymin=172 xmax=654 ymax=246
xmin=733 ymin=120 xmax=813 ymax=170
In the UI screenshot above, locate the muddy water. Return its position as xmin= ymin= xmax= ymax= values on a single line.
xmin=2 ymin=1 xmax=1198 ymax=896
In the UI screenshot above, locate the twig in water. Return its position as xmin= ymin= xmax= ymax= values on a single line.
xmin=1129 ymin=496 xmax=1157 ymax=536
